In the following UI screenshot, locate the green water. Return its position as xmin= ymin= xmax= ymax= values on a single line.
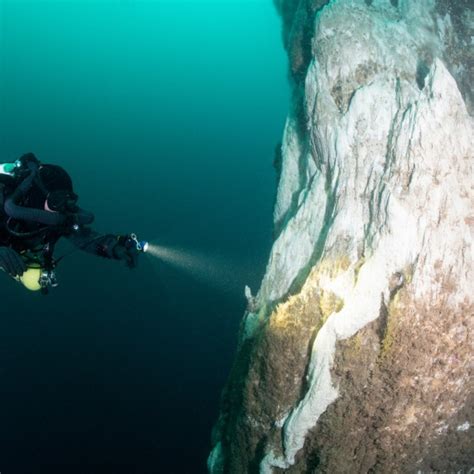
xmin=0 ymin=1 xmax=289 ymax=472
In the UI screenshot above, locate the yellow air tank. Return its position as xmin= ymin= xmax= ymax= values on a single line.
xmin=18 ymin=265 xmax=42 ymax=291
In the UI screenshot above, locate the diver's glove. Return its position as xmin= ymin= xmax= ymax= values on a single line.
xmin=113 ymin=235 xmax=140 ymax=269
xmin=0 ymin=247 xmax=26 ymax=277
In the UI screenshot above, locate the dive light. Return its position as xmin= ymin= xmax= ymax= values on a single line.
xmin=129 ymin=233 xmax=149 ymax=253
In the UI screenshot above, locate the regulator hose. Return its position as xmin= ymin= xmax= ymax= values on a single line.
xmin=4 ymin=168 xmax=94 ymax=227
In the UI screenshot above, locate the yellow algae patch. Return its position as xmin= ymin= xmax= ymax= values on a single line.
xmin=380 ymin=291 xmax=403 ymax=359
xmin=269 ymin=302 xmax=295 ymax=331
xmin=316 ymin=255 xmax=352 ymax=279
xmin=269 ymin=292 xmax=312 ymax=332
xmin=380 ymin=267 xmax=413 ymax=359
xmin=403 ymin=264 xmax=414 ymax=285
xmin=319 ymin=289 xmax=344 ymax=319
xmin=267 ymin=255 xmax=352 ymax=336
xmin=354 ymin=256 xmax=366 ymax=284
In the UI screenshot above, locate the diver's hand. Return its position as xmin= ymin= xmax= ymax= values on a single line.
xmin=113 ymin=236 xmax=139 ymax=269
xmin=0 ymin=247 xmax=26 ymax=277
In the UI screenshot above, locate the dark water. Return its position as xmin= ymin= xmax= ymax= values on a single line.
xmin=0 ymin=1 xmax=288 ymax=473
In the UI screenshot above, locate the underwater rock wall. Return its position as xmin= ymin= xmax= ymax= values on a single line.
xmin=209 ymin=1 xmax=473 ymax=472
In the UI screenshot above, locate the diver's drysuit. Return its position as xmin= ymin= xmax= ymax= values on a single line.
xmin=0 ymin=153 xmax=140 ymax=292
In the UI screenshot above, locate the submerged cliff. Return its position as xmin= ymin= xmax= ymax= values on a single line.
xmin=209 ymin=1 xmax=473 ymax=472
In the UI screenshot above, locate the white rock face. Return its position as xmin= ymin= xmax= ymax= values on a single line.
xmin=263 ymin=55 xmax=472 ymax=470
xmin=210 ymin=1 xmax=473 ymax=472
xmin=257 ymin=0 xmax=472 ymax=310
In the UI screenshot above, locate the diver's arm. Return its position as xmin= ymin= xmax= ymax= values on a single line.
xmin=66 ymin=227 xmax=139 ymax=267
xmin=0 ymin=246 xmax=26 ymax=277
xmin=66 ymin=227 xmax=119 ymax=259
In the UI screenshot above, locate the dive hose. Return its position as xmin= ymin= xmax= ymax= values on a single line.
xmin=4 ymin=165 xmax=94 ymax=228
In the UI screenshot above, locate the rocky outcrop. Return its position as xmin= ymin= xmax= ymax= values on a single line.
xmin=209 ymin=1 xmax=473 ymax=472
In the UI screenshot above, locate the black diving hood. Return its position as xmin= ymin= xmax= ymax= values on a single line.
xmin=4 ymin=166 xmax=94 ymax=227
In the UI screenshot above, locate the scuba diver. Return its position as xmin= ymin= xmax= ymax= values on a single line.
xmin=0 ymin=153 xmax=148 ymax=293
